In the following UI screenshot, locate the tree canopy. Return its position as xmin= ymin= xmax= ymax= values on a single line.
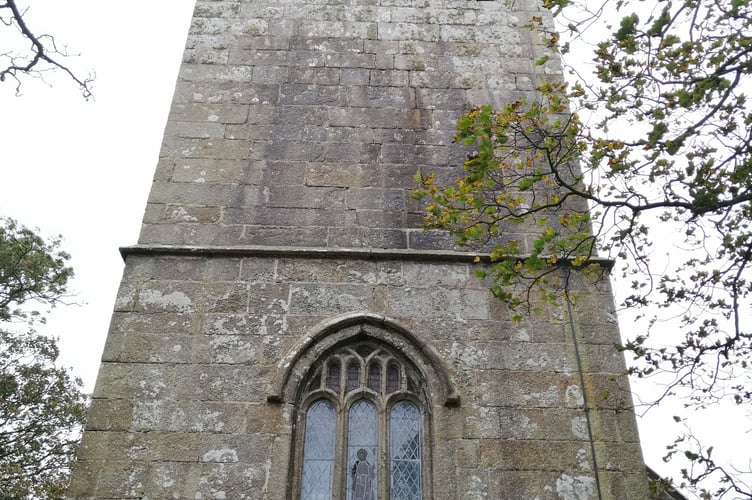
xmin=0 ymin=218 xmax=87 ymax=499
xmin=0 ymin=0 xmax=93 ymax=97
xmin=415 ymin=0 xmax=752 ymax=496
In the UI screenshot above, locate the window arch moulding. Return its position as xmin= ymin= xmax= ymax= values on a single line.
xmin=266 ymin=313 xmax=460 ymax=407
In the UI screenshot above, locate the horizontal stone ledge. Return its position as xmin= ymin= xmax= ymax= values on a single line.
xmin=120 ymin=244 xmax=615 ymax=269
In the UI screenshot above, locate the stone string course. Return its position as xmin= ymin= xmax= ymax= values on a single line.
xmin=70 ymin=0 xmax=649 ymax=498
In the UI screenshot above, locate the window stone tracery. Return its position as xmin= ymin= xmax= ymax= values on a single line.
xmin=296 ymin=340 xmax=427 ymax=500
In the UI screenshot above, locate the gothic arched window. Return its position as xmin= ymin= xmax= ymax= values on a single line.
xmin=297 ymin=341 xmax=427 ymax=500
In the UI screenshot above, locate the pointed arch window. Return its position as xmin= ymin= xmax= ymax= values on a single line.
xmin=297 ymin=341 xmax=427 ymax=500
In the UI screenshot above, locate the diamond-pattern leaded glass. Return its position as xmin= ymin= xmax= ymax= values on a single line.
xmin=390 ymin=401 xmax=421 ymax=500
xmin=299 ymin=342 xmax=426 ymax=499
xmin=347 ymin=400 xmax=377 ymax=500
xmin=301 ymin=400 xmax=336 ymax=500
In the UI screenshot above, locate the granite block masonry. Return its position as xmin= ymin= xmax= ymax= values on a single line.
xmin=69 ymin=0 xmax=649 ymax=498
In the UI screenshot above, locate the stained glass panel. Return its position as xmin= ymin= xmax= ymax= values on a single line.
xmin=347 ymin=400 xmax=377 ymax=500
xmin=301 ymin=400 xmax=336 ymax=500
xmin=390 ymin=402 xmax=421 ymax=500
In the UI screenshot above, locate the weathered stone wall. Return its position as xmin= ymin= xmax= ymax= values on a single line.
xmin=139 ymin=0 xmax=559 ymax=251
xmin=70 ymin=0 xmax=648 ymax=498
xmin=71 ymin=254 xmax=645 ymax=498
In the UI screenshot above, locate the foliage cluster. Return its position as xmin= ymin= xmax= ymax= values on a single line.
xmin=415 ymin=0 xmax=752 ymax=496
xmin=0 ymin=218 xmax=87 ymax=499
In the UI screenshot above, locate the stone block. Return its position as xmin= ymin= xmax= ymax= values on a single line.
xmin=258 ymin=160 xmax=307 ymax=186
xmin=227 ymin=207 xmax=355 ymax=227
xmin=161 ymin=137 xmax=252 ymax=160
xmin=245 ymin=402 xmax=294 ymax=435
xmin=407 ymin=228 xmax=459 ymax=250
xmin=138 ymin=222 xmax=246 ymax=246
xmin=409 ymin=68 xmax=452 ymax=88
xmin=301 ymin=21 xmax=376 ymax=40
xmin=166 ymin=400 xmax=249 ymax=434
xmin=402 ymin=261 xmax=471 ymax=287
xmin=204 ymin=313 xmax=271 ymax=337
xmin=487 ymin=470 xmax=580 ymax=500
xmin=305 ymin=162 xmax=370 ymax=188
xmin=346 ymin=85 xmax=415 ymax=108
xmin=479 ymin=439 xmax=593 ymax=471
xmin=159 ymin=204 xmax=222 ymax=224
xmin=272 ymin=104 xmax=329 ymax=125
xmin=324 ymin=142 xmax=381 ymax=163
xmin=176 ymin=364 xmax=267 ymax=402
xmin=92 ymin=362 xmax=175 ymax=401
xmin=121 ymin=331 xmax=196 ymax=363
xmin=169 ymin=102 xmax=249 ymax=124
xmin=199 ymin=433 xmax=274 ymax=464
xmin=381 ymin=143 xmax=450 ymax=164
xmin=134 ymin=282 xmax=201 ymax=314
xmin=387 ymin=286 xmax=489 ymax=320
xmin=92 ymin=460 xmax=148 ymax=497
xmin=188 ymin=462 xmax=270 ymax=499
xmin=124 ymin=256 xmax=242 ymax=282
xmin=251 ymin=65 xmax=289 ymax=83
xmin=165 ymin=120 xmax=226 ymax=139
xmin=85 ymin=398 xmax=134 ymax=431
xmin=289 ymin=283 xmax=372 ymax=315
xmin=289 ymin=35 xmax=365 ymax=53
xmin=354 ymin=209 xmax=406 ymax=228
xmin=278 ymin=83 xmax=343 ymax=106
xmin=276 ymin=258 xmax=403 ymax=285
xmin=224 ymin=123 xmax=272 ymax=140
xmin=144 ymin=462 xmax=195 ymax=498
xmin=379 ymin=22 xmax=440 ymax=41
xmin=239 ymin=257 xmax=278 ymax=282
xmin=474 ymin=370 xmax=580 ymax=408
xmin=288 ymin=66 xmax=342 ymax=85
xmin=147 ymin=181 xmax=244 ymax=206
xmin=416 ymin=87 xmax=466 ymax=109
xmin=328 ymin=106 xmax=431 ymax=128
xmin=183 ymin=47 xmax=230 ymax=65
xmin=179 ymin=63 xmax=254 ymax=83
xmin=393 ymin=53 xmax=439 ymax=71
xmin=241 ymin=225 xmax=329 ymax=246
xmin=475 ymin=341 xmax=576 ymax=372
xmin=266 ymin=185 xmax=347 ymax=209
xmin=369 ymin=69 xmax=409 ymax=86
xmin=327 ymin=227 xmax=408 ymax=248
xmin=340 ymin=67 xmax=371 ymax=85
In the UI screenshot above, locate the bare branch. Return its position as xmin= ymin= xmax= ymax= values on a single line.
xmin=0 ymin=0 xmax=93 ymax=98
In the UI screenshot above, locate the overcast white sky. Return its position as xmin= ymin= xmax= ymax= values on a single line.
xmin=1 ymin=1 xmax=749 ymax=498
xmin=0 ymin=0 xmax=195 ymax=384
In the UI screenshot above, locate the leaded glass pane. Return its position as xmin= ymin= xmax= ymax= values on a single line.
xmin=301 ymin=400 xmax=336 ymax=500
xmin=347 ymin=400 xmax=377 ymax=500
xmin=386 ymin=364 xmax=400 ymax=393
xmin=390 ymin=401 xmax=421 ymax=500
xmin=346 ymin=361 xmax=360 ymax=392
xmin=326 ymin=361 xmax=341 ymax=392
xmin=367 ymin=363 xmax=381 ymax=392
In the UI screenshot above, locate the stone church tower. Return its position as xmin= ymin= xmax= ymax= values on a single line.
xmin=70 ymin=0 xmax=648 ymax=498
